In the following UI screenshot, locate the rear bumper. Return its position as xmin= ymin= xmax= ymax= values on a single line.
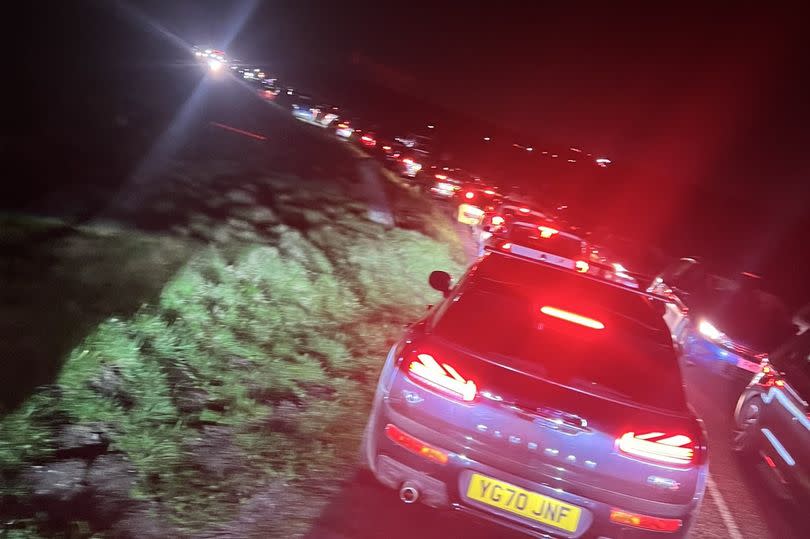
xmin=366 ymin=401 xmax=703 ymax=539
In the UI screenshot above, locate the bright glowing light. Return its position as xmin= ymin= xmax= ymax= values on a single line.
xmin=207 ymin=59 xmax=222 ymax=71
xmin=698 ymin=320 xmax=724 ymax=341
xmin=575 ymin=260 xmax=590 ymax=273
xmin=465 ymin=191 xmax=475 ymax=200
xmin=501 ymin=242 xmax=512 ymax=250
xmin=435 ymin=174 xmax=448 ymax=180
xmin=617 ymin=432 xmax=695 ymax=465
xmin=527 ymin=147 xmax=533 ymax=151
xmin=540 ymin=306 xmax=604 ymax=330
xmin=483 ymin=136 xmax=491 ymax=141
xmin=427 ymin=124 xmax=435 ymax=129
xmin=484 ymin=189 xmax=496 ymax=195
xmin=613 ymin=262 xmax=628 ymax=273
xmin=491 ymin=216 xmax=505 ymax=226
xmin=436 ymin=182 xmax=454 ymax=191
xmin=402 ymin=158 xmax=413 ymax=163
xmin=460 ymin=204 xmax=484 ymax=217
xmin=519 ymin=207 xmax=531 ymax=213
xmin=409 ymin=353 xmax=477 ymax=402
xmin=382 ymin=145 xmax=392 ymax=151
xmin=538 ymin=226 xmax=559 ymax=238
xmin=596 ymin=157 xmax=612 ymax=167
xmin=609 ymin=509 xmax=682 ymax=532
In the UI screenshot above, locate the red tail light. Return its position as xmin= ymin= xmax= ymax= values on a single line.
xmin=501 ymin=242 xmax=512 ymax=251
xmin=757 ymin=365 xmax=785 ymax=388
xmin=617 ymin=432 xmax=696 ymax=465
xmin=610 ymin=509 xmax=682 ymax=532
xmin=385 ymin=424 xmax=448 ymax=465
xmin=540 ymin=306 xmax=604 ymax=330
xmin=519 ymin=207 xmax=531 ymax=213
xmin=491 ymin=215 xmax=505 ymax=226
xmin=435 ymin=174 xmax=448 ymax=180
xmin=483 ymin=189 xmax=496 ymax=195
xmin=406 ymin=353 xmax=477 ymax=402
xmin=465 ymin=191 xmax=475 ymax=200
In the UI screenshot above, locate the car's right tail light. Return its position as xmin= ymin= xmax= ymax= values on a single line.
xmin=610 ymin=509 xmax=682 ymax=532
xmin=617 ymin=431 xmax=697 ymax=465
xmin=405 ymin=353 xmax=477 ymax=402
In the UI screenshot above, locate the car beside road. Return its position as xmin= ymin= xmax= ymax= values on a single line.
xmin=428 ymin=173 xmax=463 ymax=199
xmin=647 ymin=258 xmax=794 ymax=380
xmin=362 ymin=252 xmax=708 ymax=538
xmin=733 ymin=329 xmax=809 ymax=507
xmin=456 ymin=185 xmax=501 ymax=226
xmin=488 ymin=219 xmax=591 ymax=273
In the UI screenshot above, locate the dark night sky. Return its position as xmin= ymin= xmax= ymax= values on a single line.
xmin=13 ymin=1 xmax=810 ymax=305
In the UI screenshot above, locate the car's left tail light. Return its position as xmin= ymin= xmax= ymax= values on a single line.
xmin=617 ymin=431 xmax=697 ymax=465
xmin=405 ymin=353 xmax=477 ymax=402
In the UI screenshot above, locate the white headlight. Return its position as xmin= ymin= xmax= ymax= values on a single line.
xmin=698 ymin=320 xmax=724 ymax=341
xmin=208 ymin=59 xmax=222 ymax=71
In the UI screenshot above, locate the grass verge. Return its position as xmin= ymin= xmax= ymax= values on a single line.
xmin=0 ymin=171 xmax=464 ymax=537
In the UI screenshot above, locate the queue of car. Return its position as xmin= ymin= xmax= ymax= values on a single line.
xmin=192 ymin=44 xmax=808 ymax=537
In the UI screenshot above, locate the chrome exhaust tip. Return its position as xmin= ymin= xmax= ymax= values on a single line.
xmin=399 ymin=482 xmax=420 ymax=504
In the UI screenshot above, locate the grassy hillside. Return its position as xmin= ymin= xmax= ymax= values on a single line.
xmin=0 ymin=152 xmax=465 ymax=537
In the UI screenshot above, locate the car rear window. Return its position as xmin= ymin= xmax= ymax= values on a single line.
xmin=508 ymin=225 xmax=583 ymax=259
xmin=431 ymin=258 xmax=686 ymax=411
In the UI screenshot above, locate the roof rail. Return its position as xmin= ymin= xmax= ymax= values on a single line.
xmin=483 ymin=244 xmax=674 ymax=303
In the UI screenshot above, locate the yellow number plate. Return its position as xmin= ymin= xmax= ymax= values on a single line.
xmin=466 ymin=473 xmax=582 ymax=532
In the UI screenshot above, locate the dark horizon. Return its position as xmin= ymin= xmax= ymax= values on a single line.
xmin=11 ymin=1 xmax=810 ymax=306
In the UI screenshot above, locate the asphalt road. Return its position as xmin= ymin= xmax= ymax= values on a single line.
xmin=18 ymin=59 xmax=802 ymax=538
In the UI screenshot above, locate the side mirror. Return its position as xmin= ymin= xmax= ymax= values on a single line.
xmin=428 ymin=270 xmax=452 ymax=297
